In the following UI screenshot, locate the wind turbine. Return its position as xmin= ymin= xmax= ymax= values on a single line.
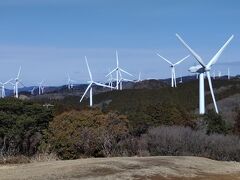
xmin=179 ymin=73 xmax=183 ymax=83
xmin=107 ymin=70 xmax=114 ymax=90
xmin=67 ymin=73 xmax=76 ymax=89
xmin=0 ymin=79 xmax=12 ymax=98
xmin=80 ymin=56 xmax=113 ymax=107
xmin=137 ymin=72 xmax=141 ymax=82
xmin=30 ymin=87 xmax=36 ymax=95
xmin=118 ymin=70 xmax=134 ymax=90
xmin=218 ymin=71 xmax=222 ymax=78
xmin=176 ymin=33 xmax=234 ymax=114
xmin=106 ymin=51 xmax=133 ymax=90
xmin=156 ymin=53 xmax=190 ymax=87
xmin=212 ymin=70 xmax=216 ymax=79
xmin=14 ymin=66 xmax=24 ymax=98
xmin=38 ymin=81 xmax=44 ymax=95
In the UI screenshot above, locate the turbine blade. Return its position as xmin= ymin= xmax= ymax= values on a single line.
xmin=80 ymin=83 xmax=92 ymax=102
xmin=4 ymin=78 xmax=13 ymax=84
xmin=94 ymin=82 xmax=113 ymax=88
xmin=174 ymin=55 xmax=190 ymax=66
xmin=116 ymin=50 xmax=119 ymax=68
xmin=207 ymin=35 xmax=234 ymax=68
xmin=106 ymin=68 xmax=117 ymax=77
xmin=17 ymin=66 xmax=21 ymax=78
xmin=123 ymin=78 xmax=134 ymax=82
xmin=119 ymin=68 xmax=133 ymax=76
xmin=206 ymin=71 xmax=219 ymax=113
xmin=19 ymin=81 xmax=25 ymax=87
xmin=85 ymin=56 xmax=93 ymax=81
xmin=176 ymin=33 xmax=206 ymax=67
xmin=156 ymin=53 xmax=173 ymax=65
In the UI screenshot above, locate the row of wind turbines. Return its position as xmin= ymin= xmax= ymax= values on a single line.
xmin=0 ymin=66 xmax=46 ymax=98
xmin=79 ymin=33 xmax=234 ymax=115
xmin=0 ymin=34 xmax=234 ymax=115
xmin=0 ymin=67 xmax=24 ymax=98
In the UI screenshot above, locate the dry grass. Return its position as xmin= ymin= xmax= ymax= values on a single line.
xmin=0 ymin=156 xmax=240 ymax=179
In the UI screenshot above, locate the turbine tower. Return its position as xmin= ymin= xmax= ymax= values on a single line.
xmin=106 ymin=51 xmax=133 ymax=90
xmin=218 ymin=71 xmax=222 ymax=78
xmin=138 ymin=72 xmax=141 ymax=82
xmin=228 ymin=68 xmax=230 ymax=80
xmin=14 ymin=66 xmax=24 ymax=98
xmin=212 ymin=70 xmax=216 ymax=79
xmin=156 ymin=53 xmax=190 ymax=87
xmin=0 ymin=79 xmax=12 ymax=98
xmin=80 ymin=56 xmax=113 ymax=107
xmin=176 ymin=33 xmax=234 ymax=114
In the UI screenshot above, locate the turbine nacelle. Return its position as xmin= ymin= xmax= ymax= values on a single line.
xmin=188 ymin=65 xmax=204 ymax=73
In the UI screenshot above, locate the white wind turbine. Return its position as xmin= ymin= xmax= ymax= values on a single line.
xmin=67 ymin=73 xmax=76 ymax=89
xmin=38 ymin=81 xmax=44 ymax=95
xmin=30 ymin=87 xmax=36 ymax=95
xmin=0 ymin=79 xmax=12 ymax=98
xmin=212 ymin=70 xmax=216 ymax=79
xmin=179 ymin=73 xmax=183 ymax=83
xmin=106 ymin=51 xmax=133 ymax=90
xmin=218 ymin=71 xmax=222 ymax=78
xmin=80 ymin=56 xmax=113 ymax=107
xmin=118 ymin=70 xmax=134 ymax=90
xmin=137 ymin=72 xmax=141 ymax=82
xmin=14 ymin=66 xmax=24 ymax=98
xmin=156 ymin=53 xmax=190 ymax=87
xmin=176 ymin=33 xmax=234 ymax=114
xmin=107 ymin=70 xmax=114 ymax=90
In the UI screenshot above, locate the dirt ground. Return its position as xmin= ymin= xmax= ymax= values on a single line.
xmin=0 ymin=156 xmax=240 ymax=180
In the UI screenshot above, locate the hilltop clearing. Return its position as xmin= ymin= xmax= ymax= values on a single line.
xmin=0 ymin=156 xmax=240 ymax=180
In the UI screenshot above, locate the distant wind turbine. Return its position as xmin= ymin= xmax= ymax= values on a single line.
xmin=218 ymin=71 xmax=222 ymax=78
xmin=14 ymin=66 xmax=24 ymax=98
xmin=80 ymin=56 xmax=113 ymax=107
xmin=0 ymin=79 xmax=12 ymax=98
xmin=138 ymin=72 xmax=141 ymax=82
xmin=30 ymin=87 xmax=36 ymax=95
xmin=107 ymin=70 xmax=114 ymax=90
xmin=67 ymin=73 xmax=76 ymax=89
xmin=38 ymin=81 xmax=44 ymax=95
xmin=106 ymin=51 xmax=133 ymax=90
xmin=118 ymin=70 xmax=134 ymax=90
xmin=156 ymin=53 xmax=190 ymax=87
xmin=212 ymin=70 xmax=216 ymax=79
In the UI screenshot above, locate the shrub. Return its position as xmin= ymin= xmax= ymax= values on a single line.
xmin=45 ymin=109 xmax=129 ymax=159
xmin=0 ymin=98 xmax=53 ymax=157
xmin=143 ymin=126 xmax=240 ymax=161
xmin=234 ymin=108 xmax=240 ymax=135
xmin=128 ymin=102 xmax=195 ymax=136
xmin=204 ymin=110 xmax=228 ymax=134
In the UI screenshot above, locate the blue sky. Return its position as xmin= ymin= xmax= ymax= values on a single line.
xmin=0 ymin=0 xmax=239 ymax=86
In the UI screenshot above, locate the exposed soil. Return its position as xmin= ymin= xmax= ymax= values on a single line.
xmin=0 ymin=156 xmax=240 ymax=179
